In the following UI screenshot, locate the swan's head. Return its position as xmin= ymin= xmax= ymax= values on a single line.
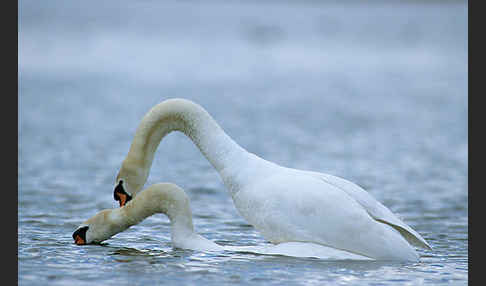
xmin=72 ymin=209 xmax=123 ymax=245
xmin=114 ymin=159 xmax=149 ymax=207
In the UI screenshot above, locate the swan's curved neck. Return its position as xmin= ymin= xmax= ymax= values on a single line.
xmin=118 ymin=99 xmax=249 ymax=194
xmin=117 ymin=184 xmax=195 ymax=241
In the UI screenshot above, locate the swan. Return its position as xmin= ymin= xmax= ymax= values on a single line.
xmin=73 ymin=183 xmax=372 ymax=260
xmin=112 ymin=98 xmax=431 ymax=261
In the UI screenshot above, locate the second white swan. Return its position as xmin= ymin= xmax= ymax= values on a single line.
xmin=74 ymin=183 xmax=372 ymax=260
xmin=111 ymin=98 xmax=431 ymax=261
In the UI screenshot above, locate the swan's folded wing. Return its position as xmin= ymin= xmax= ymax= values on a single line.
xmin=303 ymin=171 xmax=431 ymax=250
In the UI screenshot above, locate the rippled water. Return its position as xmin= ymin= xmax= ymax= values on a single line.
xmin=19 ymin=1 xmax=467 ymax=285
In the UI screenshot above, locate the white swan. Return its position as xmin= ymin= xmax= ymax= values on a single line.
xmin=112 ymin=98 xmax=431 ymax=261
xmin=74 ymin=183 xmax=372 ymax=260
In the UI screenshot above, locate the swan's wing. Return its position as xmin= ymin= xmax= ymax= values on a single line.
xmin=302 ymin=171 xmax=431 ymax=250
xmin=239 ymin=172 xmax=420 ymax=261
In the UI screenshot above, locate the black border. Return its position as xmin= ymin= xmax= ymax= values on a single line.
xmin=11 ymin=0 xmax=19 ymax=283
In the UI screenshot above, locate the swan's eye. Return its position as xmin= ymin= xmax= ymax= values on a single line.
xmin=72 ymin=226 xmax=89 ymax=245
xmin=114 ymin=180 xmax=132 ymax=207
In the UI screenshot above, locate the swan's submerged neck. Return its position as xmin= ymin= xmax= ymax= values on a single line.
xmin=117 ymin=98 xmax=250 ymax=195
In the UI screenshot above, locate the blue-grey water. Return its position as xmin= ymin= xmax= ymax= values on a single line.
xmin=19 ymin=1 xmax=468 ymax=285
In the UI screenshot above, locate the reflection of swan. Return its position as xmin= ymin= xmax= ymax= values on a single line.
xmin=112 ymin=98 xmax=431 ymax=261
xmin=74 ymin=183 xmax=371 ymax=260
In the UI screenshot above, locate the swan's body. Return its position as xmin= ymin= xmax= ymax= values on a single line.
xmin=74 ymin=183 xmax=371 ymax=260
xmin=113 ymin=98 xmax=431 ymax=261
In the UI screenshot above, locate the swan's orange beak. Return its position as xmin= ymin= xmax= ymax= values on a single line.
xmin=117 ymin=192 xmax=129 ymax=207
xmin=74 ymin=234 xmax=86 ymax=245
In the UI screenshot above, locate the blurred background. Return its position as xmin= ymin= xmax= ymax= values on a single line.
xmin=19 ymin=1 xmax=467 ymax=285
